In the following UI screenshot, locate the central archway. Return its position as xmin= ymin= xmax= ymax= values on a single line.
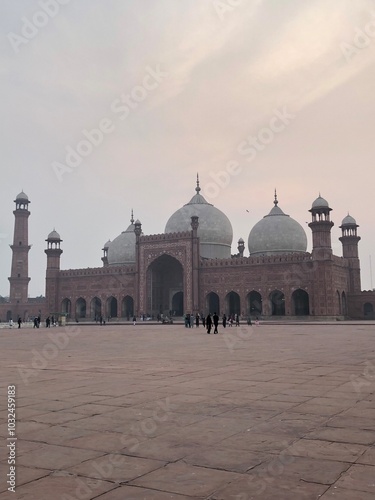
xmin=146 ymin=255 xmax=183 ymax=317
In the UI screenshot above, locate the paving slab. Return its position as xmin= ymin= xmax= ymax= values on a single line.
xmin=0 ymin=322 xmax=374 ymax=498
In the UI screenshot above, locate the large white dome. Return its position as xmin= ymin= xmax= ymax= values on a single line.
xmin=165 ymin=178 xmax=233 ymax=259
xmin=248 ymin=194 xmax=307 ymax=256
xmin=107 ymin=217 xmax=136 ymax=266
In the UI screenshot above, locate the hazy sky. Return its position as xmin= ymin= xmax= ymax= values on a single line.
xmin=1 ymin=0 xmax=375 ymax=296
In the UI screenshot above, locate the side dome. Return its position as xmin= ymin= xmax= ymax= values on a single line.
xmin=248 ymin=193 xmax=307 ymax=256
xmin=107 ymin=215 xmax=136 ymax=266
xmin=165 ymin=176 xmax=233 ymax=259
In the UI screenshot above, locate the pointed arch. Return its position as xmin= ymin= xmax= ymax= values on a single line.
xmin=121 ymin=296 xmax=134 ymax=319
xmin=247 ymin=291 xmax=262 ymax=316
xmin=206 ymin=292 xmax=220 ymax=315
xmin=292 ymin=289 xmax=309 ymax=316
xmin=90 ymin=297 xmax=102 ymax=319
xmin=61 ymin=298 xmax=71 ymax=317
xmin=269 ymin=290 xmax=285 ymax=316
xmin=225 ymin=291 xmax=240 ymax=316
xmin=106 ymin=296 xmax=118 ymax=318
xmin=75 ymin=298 xmax=86 ymax=319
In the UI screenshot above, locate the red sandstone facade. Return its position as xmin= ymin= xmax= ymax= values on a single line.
xmin=1 ymin=192 xmax=374 ymax=322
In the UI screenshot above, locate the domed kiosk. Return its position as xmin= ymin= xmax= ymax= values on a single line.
xmin=248 ymin=192 xmax=307 ymax=256
xmin=107 ymin=212 xmax=136 ymax=266
xmin=165 ymin=176 xmax=233 ymax=259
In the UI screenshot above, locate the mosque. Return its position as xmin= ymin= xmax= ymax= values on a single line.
xmin=1 ymin=178 xmax=374 ymax=322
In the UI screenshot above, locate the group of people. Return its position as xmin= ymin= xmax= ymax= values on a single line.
xmin=183 ymin=312 xmax=259 ymax=334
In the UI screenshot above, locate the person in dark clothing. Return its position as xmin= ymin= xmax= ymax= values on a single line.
xmin=222 ymin=314 xmax=227 ymax=328
xmin=17 ymin=317 xmax=22 ymax=328
xmin=206 ymin=313 xmax=212 ymax=334
xmin=202 ymin=315 xmax=206 ymax=328
xmin=235 ymin=314 xmax=240 ymax=326
xmin=195 ymin=313 xmax=199 ymax=327
xmin=213 ymin=312 xmax=219 ymax=334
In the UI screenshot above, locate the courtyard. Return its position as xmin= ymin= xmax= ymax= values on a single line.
xmin=1 ymin=322 xmax=375 ymax=499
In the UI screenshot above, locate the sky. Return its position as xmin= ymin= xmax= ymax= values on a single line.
xmin=1 ymin=0 xmax=375 ymax=297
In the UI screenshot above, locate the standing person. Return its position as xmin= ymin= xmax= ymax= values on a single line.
xmin=195 ymin=313 xmax=200 ymax=328
xmin=9 ymin=318 xmax=13 ymax=328
xmin=46 ymin=316 xmax=51 ymax=328
xmin=235 ymin=314 xmax=240 ymax=327
xmin=206 ymin=313 xmax=212 ymax=334
xmin=213 ymin=312 xmax=219 ymax=334
xmin=133 ymin=315 xmax=136 ymax=326
xmin=17 ymin=317 xmax=22 ymax=329
xmin=202 ymin=315 xmax=206 ymax=328
xmin=222 ymin=314 xmax=227 ymax=328
xmin=33 ymin=317 xmax=38 ymax=328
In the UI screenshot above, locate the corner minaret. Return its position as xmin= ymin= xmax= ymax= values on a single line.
xmin=8 ymin=191 xmax=31 ymax=305
xmin=45 ymin=229 xmax=63 ymax=314
xmin=308 ymin=194 xmax=334 ymax=259
xmin=339 ymin=214 xmax=361 ymax=292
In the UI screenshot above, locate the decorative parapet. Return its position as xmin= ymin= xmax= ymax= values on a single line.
xmin=140 ymin=231 xmax=192 ymax=242
xmin=200 ymin=252 xmax=313 ymax=268
xmin=59 ymin=265 xmax=135 ymax=277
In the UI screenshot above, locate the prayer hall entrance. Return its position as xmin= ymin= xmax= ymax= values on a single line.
xmin=146 ymin=255 xmax=184 ymax=317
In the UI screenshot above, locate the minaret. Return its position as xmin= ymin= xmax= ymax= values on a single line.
xmin=134 ymin=219 xmax=142 ymax=316
xmin=45 ymin=229 xmax=63 ymax=314
xmin=308 ymin=194 xmax=334 ymax=259
xmin=8 ymin=191 xmax=31 ymax=305
xmin=339 ymin=214 xmax=361 ymax=292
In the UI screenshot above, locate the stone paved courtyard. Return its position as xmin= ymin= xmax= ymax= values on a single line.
xmin=1 ymin=322 xmax=375 ymax=499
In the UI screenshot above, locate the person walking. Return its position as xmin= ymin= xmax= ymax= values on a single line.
xmin=222 ymin=314 xmax=227 ymax=328
xmin=235 ymin=314 xmax=240 ymax=327
xmin=133 ymin=315 xmax=136 ymax=326
xmin=213 ymin=312 xmax=219 ymax=334
xmin=17 ymin=317 xmax=22 ymax=329
xmin=206 ymin=313 xmax=212 ymax=334
xmin=195 ymin=313 xmax=199 ymax=328
xmin=202 ymin=315 xmax=206 ymax=328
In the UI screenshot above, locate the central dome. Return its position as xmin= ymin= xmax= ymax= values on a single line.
xmin=165 ymin=176 xmax=233 ymax=259
xmin=248 ymin=193 xmax=307 ymax=256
